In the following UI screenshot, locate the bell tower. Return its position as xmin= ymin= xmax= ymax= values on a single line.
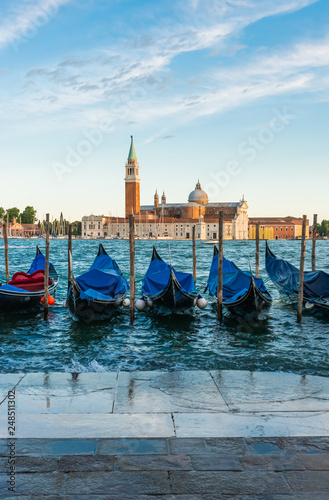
xmin=125 ymin=136 xmax=140 ymax=217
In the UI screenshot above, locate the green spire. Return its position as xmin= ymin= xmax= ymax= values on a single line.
xmin=128 ymin=135 xmax=137 ymax=161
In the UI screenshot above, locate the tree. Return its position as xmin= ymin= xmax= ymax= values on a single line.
xmin=72 ymin=221 xmax=81 ymax=236
xmin=320 ymin=220 xmax=329 ymax=237
xmin=20 ymin=206 xmax=37 ymax=224
xmin=0 ymin=207 xmax=5 ymax=221
xmin=6 ymin=207 xmax=20 ymax=222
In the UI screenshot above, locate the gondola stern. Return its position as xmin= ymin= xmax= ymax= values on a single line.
xmin=97 ymin=243 xmax=108 ymax=256
xmin=151 ymin=246 xmax=162 ymax=262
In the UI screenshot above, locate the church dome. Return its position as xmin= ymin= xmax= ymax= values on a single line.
xmin=188 ymin=181 xmax=208 ymax=205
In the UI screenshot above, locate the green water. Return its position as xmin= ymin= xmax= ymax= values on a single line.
xmin=0 ymin=239 xmax=328 ymax=375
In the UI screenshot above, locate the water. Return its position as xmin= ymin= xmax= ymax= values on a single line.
xmin=0 ymin=239 xmax=328 ymax=375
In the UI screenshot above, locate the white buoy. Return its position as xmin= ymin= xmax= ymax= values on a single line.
xmin=135 ymin=299 xmax=146 ymax=311
xmin=305 ymin=301 xmax=315 ymax=310
xmin=197 ymin=297 xmax=207 ymax=309
xmin=146 ymin=300 xmax=153 ymax=308
xmin=123 ymin=298 xmax=130 ymax=307
xmin=193 ymin=298 xmax=197 ymax=306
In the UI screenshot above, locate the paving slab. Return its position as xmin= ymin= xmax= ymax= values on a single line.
xmin=58 ymin=454 xmax=116 ymax=472
xmin=173 ymin=411 xmax=329 ymax=438
xmin=284 ymin=470 xmax=329 ymax=492
xmin=169 ymin=470 xmax=291 ymax=495
xmin=0 ymin=438 xmax=97 ymax=457
xmin=0 ymin=471 xmax=65 ymax=495
xmin=116 ymin=454 xmax=192 ymax=471
xmin=64 ymin=470 xmax=171 ymax=495
xmin=97 ymin=438 xmax=169 ymax=455
xmin=2 ymin=372 xmax=117 ymax=415
xmin=115 ymin=371 xmax=228 ymax=413
xmin=211 ymin=370 xmax=329 ymax=412
xmin=0 ymin=413 xmax=174 ymax=439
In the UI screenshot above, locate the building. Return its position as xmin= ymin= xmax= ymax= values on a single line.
xmin=82 ymin=137 xmax=249 ymax=240
xmin=125 ymin=136 xmax=140 ymax=217
xmin=101 ymin=215 xmax=234 ymax=240
xmin=249 ymin=217 xmax=310 ymax=240
xmin=81 ymin=215 xmax=107 ymax=238
xmin=139 ymin=181 xmax=249 ymax=240
xmin=0 ymin=220 xmax=40 ymax=237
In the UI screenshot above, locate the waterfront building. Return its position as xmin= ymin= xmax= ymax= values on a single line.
xmin=0 ymin=220 xmax=40 ymax=237
xmin=249 ymin=217 xmax=310 ymax=240
xmin=81 ymin=215 xmax=107 ymax=238
xmin=82 ymin=137 xmax=248 ymax=240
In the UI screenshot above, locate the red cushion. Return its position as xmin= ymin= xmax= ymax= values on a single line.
xmin=9 ymin=270 xmax=53 ymax=290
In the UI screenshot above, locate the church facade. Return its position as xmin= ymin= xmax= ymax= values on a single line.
xmin=82 ymin=137 xmax=249 ymax=240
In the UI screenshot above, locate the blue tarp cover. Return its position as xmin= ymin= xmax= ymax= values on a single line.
xmin=142 ymin=258 xmax=196 ymax=297
xmin=266 ymin=249 xmax=329 ymax=298
xmin=76 ymin=252 xmax=129 ymax=301
xmin=207 ymin=253 xmax=269 ymax=303
xmin=28 ymin=253 xmax=46 ymax=274
xmin=0 ymin=284 xmax=32 ymax=294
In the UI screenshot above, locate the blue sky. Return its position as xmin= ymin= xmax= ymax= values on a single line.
xmin=0 ymin=0 xmax=328 ymax=221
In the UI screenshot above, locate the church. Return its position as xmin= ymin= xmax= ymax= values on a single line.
xmin=82 ymin=137 xmax=249 ymax=240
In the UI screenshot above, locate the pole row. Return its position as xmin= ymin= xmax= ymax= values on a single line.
xmin=1 ymin=212 xmax=319 ymax=325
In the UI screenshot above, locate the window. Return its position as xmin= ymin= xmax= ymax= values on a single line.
xmin=281 ymin=228 xmax=283 ymax=231
xmin=276 ymin=227 xmax=278 ymax=231
xmin=286 ymin=227 xmax=288 ymax=232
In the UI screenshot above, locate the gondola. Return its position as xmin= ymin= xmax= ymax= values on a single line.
xmin=0 ymin=246 xmax=59 ymax=314
xmin=266 ymin=242 xmax=329 ymax=313
xmin=66 ymin=244 xmax=129 ymax=322
xmin=206 ymin=246 xmax=272 ymax=318
xmin=138 ymin=247 xmax=206 ymax=312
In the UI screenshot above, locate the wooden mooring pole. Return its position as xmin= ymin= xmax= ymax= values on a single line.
xmin=192 ymin=225 xmax=196 ymax=281
xmin=312 ymin=214 xmax=317 ymax=272
xmin=255 ymin=223 xmax=260 ymax=278
xmin=3 ymin=223 xmax=9 ymax=283
xmin=68 ymin=224 xmax=72 ymax=290
xmin=129 ymin=214 xmax=135 ymax=325
xmin=297 ymin=215 xmax=307 ymax=324
xmin=44 ymin=214 xmax=50 ymax=320
xmin=217 ymin=211 xmax=223 ymax=322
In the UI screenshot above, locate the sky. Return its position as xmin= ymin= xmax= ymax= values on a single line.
xmin=0 ymin=0 xmax=328 ymax=222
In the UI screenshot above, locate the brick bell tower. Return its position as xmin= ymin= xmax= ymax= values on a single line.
xmin=125 ymin=136 xmax=140 ymax=217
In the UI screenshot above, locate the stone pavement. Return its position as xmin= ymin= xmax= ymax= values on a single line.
xmin=1 ymin=437 xmax=329 ymax=498
xmin=1 ymin=370 xmax=329 ymax=498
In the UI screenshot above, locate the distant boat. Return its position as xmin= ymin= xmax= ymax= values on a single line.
xmin=0 ymin=246 xmax=59 ymax=314
xmin=266 ymin=242 xmax=329 ymax=313
xmin=66 ymin=244 xmax=130 ymax=322
xmin=138 ymin=247 xmax=206 ymax=312
xmin=206 ymin=246 xmax=272 ymax=318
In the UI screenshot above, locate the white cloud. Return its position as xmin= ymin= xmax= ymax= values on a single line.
xmin=0 ymin=0 xmax=72 ymax=49
xmin=0 ymin=0 xmax=326 ymax=129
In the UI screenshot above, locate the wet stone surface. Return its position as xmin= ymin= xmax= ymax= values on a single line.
xmin=0 ymin=437 xmax=329 ymax=497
